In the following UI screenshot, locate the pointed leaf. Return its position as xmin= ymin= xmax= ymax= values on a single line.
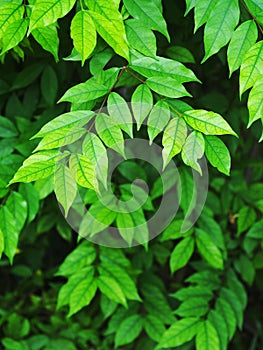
xmin=69 ymin=153 xmax=98 ymax=191
xmin=237 ymin=206 xmax=256 ymax=235
xmin=98 ymin=275 xmax=127 ymax=307
xmin=204 ymin=135 xmax=231 ymax=175
xmin=194 ymin=0 xmax=217 ymax=32
xmin=0 ymin=206 xmax=19 ymax=264
xmin=147 ymin=100 xmax=170 ymax=144
xmin=115 ymin=315 xmax=143 ymax=347
xmin=196 ymin=320 xmax=220 ymax=350
xmin=32 ymin=23 xmax=59 ymax=61
xmin=182 ymin=131 xmax=205 ymax=174
xmin=0 ymin=3 xmax=24 ymax=37
xmin=1 ymin=18 xmax=28 ymax=54
xmin=170 ymin=236 xmax=195 ymax=273
xmin=247 ymin=79 xmax=263 ymax=127
xmin=146 ymin=76 xmax=191 ymax=98
xmin=131 ymin=84 xmax=153 ymax=130
xmin=6 ymin=192 xmax=27 ymax=231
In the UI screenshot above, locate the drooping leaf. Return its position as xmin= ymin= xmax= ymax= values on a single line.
xmin=220 ymin=287 xmax=244 ymax=329
xmin=95 ymin=113 xmax=126 ymax=158
xmin=240 ymin=40 xmax=263 ymax=95
xmin=40 ymin=65 xmax=58 ymax=105
xmin=29 ymin=0 xmax=77 ymax=32
xmin=0 ymin=206 xmax=19 ymax=264
xmin=202 ymin=0 xmax=240 ymax=62
xmin=204 ymin=135 xmax=231 ymax=175
xmin=69 ymin=153 xmax=98 ymax=191
xmin=82 ymin=132 xmax=108 ymax=189
xmin=123 ymin=0 xmax=170 ymax=40
xmin=131 ymin=84 xmax=153 ymax=130
xmin=70 ymin=10 xmax=96 ymax=65
xmin=107 ymin=92 xmax=133 ymax=138
xmin=184 ymin=109 xmax=237 ymax=136
xmin=147 ymin=100 xmax=170 ymax=144
xmin=98 ymin=275 xmax=127 ymax=307
xmin=247 ymin=79 xmax=263 ymax=127
xmin=144 ymin=315 xmax=166 ymax=342
xmin=6 ymin=192 xmax=27 ymax=231
xmin=19 ymin=183 xmax=39 ymax=223
xmin=215 ymin=298 xmax=237 ymax=340
xmin=162 ymin=116 xmax=187 ymax=169
xmin=182 ymin=131 xmax=205 ymax=174
xmin=208 ymin=310 xmax=228 ymax=350
xmin=54 ymin=163 xmax=77 ymax=217
xmin=170 ymin=236 xmax=195 ymax=273
xmin=227 ymin=20 xmax=258 ymax=76
xmin=32 ymin=23 xmax=59 ymax=61
xmin=146 ymin=76 xmax=191 ymax=98
xmin=193 ymin=0 xmax=217 ymax=33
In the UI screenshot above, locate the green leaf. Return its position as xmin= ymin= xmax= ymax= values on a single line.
xmin=202 ymin=0 xmax=240 ymax=62
xmin=204 ymin=135 xmax=231 ymax=175
xmin=215 ymin=298 xmax=237 ymax=340
xmin=107 ymin=92 xmax=133 ymax=138
xmin=0 ymin=229 xmax=4 ymax=259
xmin=57 ymin=242 xmax=96 ymax=277
xmin=82 ymin=133 xmax=108 ymax=189
xmin=131 ymin=84 xmax=153 ymax=130
xmin=6 ymin=192 xmax=27 ymax=231
xmin=32 ymin=23 xmax=59 ymax=62
xmin=208 ymin=310 xmax=228 ymax=350
xmin=19 ymin=183 xmax=39 ymax=223
xmin=244 ymin=0 xmax=263 ymax=25
xmin=227 ymin=20 xmax=258 ymax=76
xmin=1 ymin=18 xmax=28 ymax=54
xmin=170 ymin=236 xmax=195 ymax=273
xmin=166 ymin=45 xmax=195 ymax=63
xmin=95 ymin=113 xmax=126 ymax=158
xmin=69 ymin=153 xmax=98 ymax=191
xmin=29 ymin=0 xmax=77 ymax=32
xmin=186 ymin=270 xmax=221 ymax=289
xmin=70 ymin=10 xmax=96 ymax=65
xmin=193 ymin=0 xmax=217 ymax=33
xmin=159 ymin=317 xmax=200 ymax=348
xmin=57 ymin=266 xmax=97 ymax=316
xmin=33 ymin=110 xmax=94 ymax=139
xmin=0 ymin=2 xmax=24 ymax=37
xmin=196 ymin=320 xmax=220 ymax=350
xmin=237 ymin=206 xmax=256 ymax=235
xmin=40 ymin=66 xmax=58 ymax=105
xmin=162 ymin=116 xmax=187 ymax=169
xmin=114 ymin=315 xmax=143 ymax=347
xmin=171 ymin=286 xmax=213 ymax=302
xmin=59 ymin=78 xmax=108 ymax=104
xmin=123 ymin=0 xmax=169 ymax=40
xmin=182 ymin=131 xmax=205 ymax=174
xmin=175 ymin=298 xmax=209 ymax=317
xmin=246 ymin=219 xmax=263 ymax=239
xmin=234 ymin=254 xmax=255 ymax=285
xmin=146 ymin=76 xmax=191 ymax=98
xmin=185 ymin=0 xmax=196 ymax=15
xmin=147 ymin=100 xmax=170 ymax=144
xmin=195 ymin=228 xmax=224 ymax=269
xmin=184 ymin=109 xmax=237 ymax=136
xmin=240 ymin=40 xmax=263 ymax=95
xmin=144 ymin=315 xmax=166 ymax=342
xmin=220 ymin=287 xmax=243 ymax=329
xmin=130 ymin=55 xmax=200 ymax=83
xmin=247 ymin=79 xmax=263 ymax=127
xmin=0 ymin=116 xmax=18 ymax=138
xmin=98 ymin=275 xmax=127 ymax=307
xmin=0 ymin=206 xmax=19 ymax=264
xmin=126 ymin=19 xmax=156 ymax=58
xmin=54 ymin=163 xmax=77 ymax=217
xmin=88 ymin=9 xmax=129 ymax=61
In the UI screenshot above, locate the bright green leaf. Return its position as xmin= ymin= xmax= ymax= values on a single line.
xmin=131 ymin=84 xmax=153 ymax=130
xmin=182 ymin=131 xmax=205 ymax=174
xmin=170 ymin=236 xmax=195 ymax=273
xmin=196 ymin=320 xmax=220 ymax=350
xmin=204 ymin=135 xmax=231 ymax=175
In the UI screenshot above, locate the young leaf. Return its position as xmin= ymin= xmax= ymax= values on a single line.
xmin=170 ymin=236 xmax=195 ymax=273
xmin=32 ymin=24 xmax=59 ymax=62
xmin=202 ymin=0 xmax=240 ymax=62
xmin=131 ymin=84 xmax=153 ymax=130
xmin=227 ymin=20 xmax=258 ymax=76
xmin=147 ymin=100 xmax=170 ymax=144
xmin=195 ymin=228 xmax=224 ymax=269
xmin=125 ymin=19 xmax=156 ymax=58
xmin=70 ymin=10 xmax=96 ymax=65
xmin=114 ymin=315 xmax=143 ymax=347
xmin=196 ymin=320 xmax=220 ymax=350
xmin=82 ymin=133 xmax=108 ymax=189
xmin=123 ymin=0 xmax=170 ymax=40
xmin=204 ymin=135 xmax=231 ymax=175
xmin=240 ymin=40 xmax=263 ymax=95
xmin=29 ymin=0 xmax=77 ymax=32
xmin=146 ymin=76 xmax=191 ymax=98
xmin=162 ymin=116 xmax=187 ymax=169
xmin=95 ymin=113 xmax=126 ymax=158
xmin=182 ymin=131 xmax=205 ymax=174
xmin=159 ymin=318 xmax=200 ymax=348
xmin=184 ymin=109 xmax=237 ymax=136
xmin=107 ymin=92 xmax=133 ymax=138
xmin=98 ymin=275 xmax=127 ymax=307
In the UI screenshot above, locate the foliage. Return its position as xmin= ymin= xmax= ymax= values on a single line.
xmin=0 ymin=0 xmax=263 ymax=349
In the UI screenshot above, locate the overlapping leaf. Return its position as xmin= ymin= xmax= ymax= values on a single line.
xmin=182 ymin=131 xmax=205 ymax=174
xmin=204 ymin=135 xmax=231 ymax=175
